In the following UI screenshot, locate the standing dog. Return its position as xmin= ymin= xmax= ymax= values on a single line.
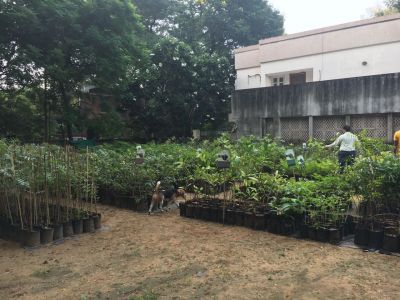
xmin=148 ymin=181 xmax=164 ymax=214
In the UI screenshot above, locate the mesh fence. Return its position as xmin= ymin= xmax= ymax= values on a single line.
xmin=280 ymin=117 xmax=309 ymax=142
xmin=393 ymin=114 xmax=400 ymax=134
xmin=260 ymin=113 xmax=394 ymax=142
xmin=351 ymin=114 xmax=387 ymax=139
xmin=313 ymin=116 xmax=346 ymax=141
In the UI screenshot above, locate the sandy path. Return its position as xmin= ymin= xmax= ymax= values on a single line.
xmin=1 ymin=204 xmax=400 ymax=300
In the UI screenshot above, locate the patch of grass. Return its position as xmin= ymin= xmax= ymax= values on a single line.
xmin=31 ymin=266 xmax=72 ymax=279
xmin=334 ymin=259 xmax=363 ymax=273
xmin=128 ymin=291 xmax=158 ymax=300
xmin=32 ymin=269 xmax=51 ymax=278
xmin=80 ymin=294 xmax=89 ymax=300
xmin=123 ymin=248 xmax=141 ymax=258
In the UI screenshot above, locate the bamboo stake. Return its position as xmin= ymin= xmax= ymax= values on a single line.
xmin=44 ymin=152 xmax=50 ymax=227
xmin=10 ymin=149 xmax=24 ymax=229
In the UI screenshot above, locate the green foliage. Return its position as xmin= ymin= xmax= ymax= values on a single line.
xmin=1 ymin=0 xmax=146 ymax=141
xmin=123 ymin=0 xmax=284 ymax=140
xmin=1 ymin=0 xmax=284 ymax=142
xmin=0 ymin=91 xmax=43 ymax=141
xmin=374 ymin=0 xmax=400 ymax=16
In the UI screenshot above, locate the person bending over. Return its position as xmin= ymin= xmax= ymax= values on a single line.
xmin=325 ymin=125 xmax=359 ymax=173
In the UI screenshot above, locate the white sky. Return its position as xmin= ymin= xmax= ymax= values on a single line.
xmin=269 ymin=0 xmax=385 ymax=34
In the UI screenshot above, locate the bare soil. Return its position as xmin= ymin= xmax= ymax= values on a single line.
xmin=1 ymin=205 xmax=400 ymax=300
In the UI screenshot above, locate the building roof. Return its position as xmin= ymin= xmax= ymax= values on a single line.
xmin=235 ymin=13 xmax=400 ymax=54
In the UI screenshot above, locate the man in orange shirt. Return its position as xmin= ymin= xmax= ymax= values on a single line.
xmin=394 ymin=130 xmax=400 ymax=155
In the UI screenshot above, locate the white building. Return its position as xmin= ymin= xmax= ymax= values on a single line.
xmin=235 ymin=13 xmax=400 ymax=90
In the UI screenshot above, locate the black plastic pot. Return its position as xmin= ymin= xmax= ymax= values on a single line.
xmin=307 ymin=226 xmax=317 ymax=240
xmin=179 ymin=203 xmax=186 ymax=217
xmin=9 ymin=224 xmax=22 ymax=243
xmin=354 ymin=227 xmax=369 ymax=247
xmin=264 ymin=213 xmax=270 ymax=230
xmin=254 ymin=213 xmax=265 ymax=231
xmin=368 ymin=229 xmax=383 ymax=250
xmin=83 ymin=217 xmax=95 ymax=233
xmin=226 ymin=209 xmax=235 ymax=225
xmin=267 ymin=214 xmax=279 ymax=234
xmin=218 ymin=207 xmax=225 ymax=224
xmin=382 ymin=234 xmax=400 ymax=253
xmin=339 ymin=226 xmax=345 ymax=240
xmin=40 ymin=227 xmax=54 ymax=244
xmin=72 ymin=219 xmax=83 ymax=234
xmin=328 ymin=228 xmax=341 ymax=245
xmin=52 ymin=224 xmax=64 ymax=241
xmin=201 ymin=206 xmax=211 ymax=221
xmin=0 ymin=219 xmax=7 ymax=239
xmin=280 ymin=218 xmax=295 ymax=236
xmin=63 ymin=221 xmax=74 ymax=237
xmin=93 ymin=214 xmax=102 ymax=230
xmin=194 ymin=205 xmax=202 ymax=219
xmin=299 ymin=224 xmax=309 ymax=239
xmin=344 ymin=215 xmax=355 ymax=236
xmin=234 ymin=210 xmax=244 ymax=226
xmin=120 ymin=198 xmax=129 ymax=209
xmin=244 ymin=212 xmax=254 ymax=228
xmin=126 ymin=198 xmax=135 ymax=210
xmin=20 ymin=229 xmax=41 ymax=247
xmin=185 ymin=204 xmax=194 ymax=218
xmin=136 ymin=198 xmax=149 ymax=212
xmin=210 ymin=206 xmax=219 ymax=222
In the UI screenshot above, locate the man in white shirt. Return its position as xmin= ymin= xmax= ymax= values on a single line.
xmin=324 ymin=125 xmax=359 ymax=172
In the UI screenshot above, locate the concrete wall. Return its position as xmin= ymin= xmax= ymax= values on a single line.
xmin=235 ymin=13 xmax=400 ymax=90
xmin=230 ymin=73 xmax=400 ymax=141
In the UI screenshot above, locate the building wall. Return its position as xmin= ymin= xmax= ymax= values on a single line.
xmin=230 ymin=73 xmax=400 ymax=142
xmin=235 ymin=13 xmax=400 ymax=90
xmin=257 ymin=16 xmax=400 ymax=63
xmin=235 ymin=66 xmax=261 ymax=90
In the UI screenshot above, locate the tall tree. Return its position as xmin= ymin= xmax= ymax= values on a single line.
xmin=133 ymin=0 xmax=172 ymax=33
xmin=385 ymin=0 xmax=400 ymax=10
xmin=374 ymin=0 xmax=400 ymax=16
xmin=0 ymin=0 xmax=145 ymax=141
xmin=125 ymin=0 xmax=284 ymax=140
xmin=169 ymin=0 xmax=284 ymax=53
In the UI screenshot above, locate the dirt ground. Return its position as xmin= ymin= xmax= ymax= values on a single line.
xmin=1 ymin=205 xmax=400 ymax=300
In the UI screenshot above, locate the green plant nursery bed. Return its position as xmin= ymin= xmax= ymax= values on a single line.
xmin=179 ymin=200 xmax=400 ymax=255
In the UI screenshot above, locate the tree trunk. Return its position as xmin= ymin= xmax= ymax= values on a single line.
xmin=60 ymin=83 xmax=73 ymax=142
xmin=44 ymin=78 xmax=49 ymax=143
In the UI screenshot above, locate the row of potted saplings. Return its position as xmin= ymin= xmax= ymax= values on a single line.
xmin=354 ymin=215 xmax=400 ymax=253
xmin=179 ymin=199 xmax=354 ymax=245
xmin=97 ymin=186 xmax=150 ymax=212
xmin=0 ymin=204 xmax=102 ymax=248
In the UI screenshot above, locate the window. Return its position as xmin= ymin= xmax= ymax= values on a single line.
xmin=289 ymin=72 xmax=306 ymax=85
xmin=272 ymin=77 xmax=284 ymax=86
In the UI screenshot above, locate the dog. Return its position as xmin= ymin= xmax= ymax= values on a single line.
xmin=162 ymin=186 xmax=186 ymax=208
xmin=148 ymin=182 xmax=186 ymax=214
xmin=149 ymin=181 xmax=164 ymax=214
